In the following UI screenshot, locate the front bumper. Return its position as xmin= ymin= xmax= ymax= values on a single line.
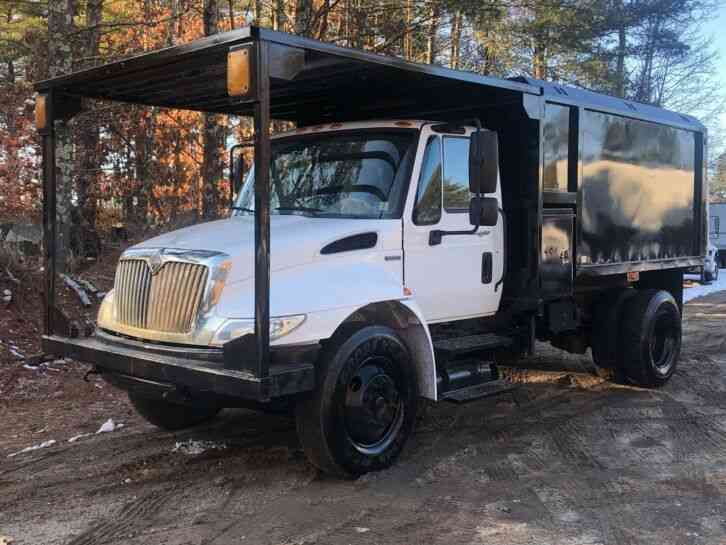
xmin=42 ymin=331 xmax=316 ymax=402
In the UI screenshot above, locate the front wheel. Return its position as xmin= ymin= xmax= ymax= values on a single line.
xmin=295 ymin=325 xmax=418 ymax=477
xmin=129 ymin=393 xmax=220 ymax=431
xmin=620 ymin=290 xmax=681 ymax=388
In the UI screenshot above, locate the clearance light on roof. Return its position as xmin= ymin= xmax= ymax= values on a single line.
xmin=227 ymin=47 xmax=251 ymax=97
xmin=35 ymin=95 xmax=47 ymax=131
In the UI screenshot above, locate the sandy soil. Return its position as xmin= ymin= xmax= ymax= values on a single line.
xmin=3 ymin=291 xmax=726 ymax=545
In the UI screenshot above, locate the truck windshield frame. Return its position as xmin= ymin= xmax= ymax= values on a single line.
xmin=233 ymin=128 xmax=417 ymax=220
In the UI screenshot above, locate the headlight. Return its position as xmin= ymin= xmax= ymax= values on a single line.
xmin=97 ymin=289 xmax=116 ymax=328
xmin=211 ymin=315 xmax=306 ymax=346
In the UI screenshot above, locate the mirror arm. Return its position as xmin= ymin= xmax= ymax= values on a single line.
xmin=429 ymin=224 xmax=480 ymax=246
xmin=229 ymin=141 xmax=254 ymax=207
xmin=430 ymin=119 xmax=484 ymax=247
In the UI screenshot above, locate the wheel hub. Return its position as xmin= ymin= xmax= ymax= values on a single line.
xmin=344 ymin=359 xmax=402 ymax=449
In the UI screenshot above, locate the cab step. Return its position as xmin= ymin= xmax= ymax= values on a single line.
xmin=433 ymin=333 xmax=513 ymax=360
xmin=440 ymin=379 xmax=517 ymax=404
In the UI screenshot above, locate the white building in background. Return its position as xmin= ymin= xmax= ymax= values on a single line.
xmin=711 ymin=202 xmax=726 ymax=267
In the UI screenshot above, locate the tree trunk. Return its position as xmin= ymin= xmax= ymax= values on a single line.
xmin=532 ymin=38 xmax=547 ymax=79
xmin=294 ymin=0 xmax=312 ymax=35
xmin=317 ymin=0 xmax=330 ymax=40
xmin=76 ymin=0 xmax=103 ymax=243
xmin=450 ymin=11 xmax=462 ymax=69
xmin=273 ymin=0 xmax=287 ymax=31
xmin=48 ymin=0 xmax=77 ymax=270
xmin=614 ymin=0 xmax=627 ymax=97
xmin=403 ymin=0 xmax=414 ymax=60
xmin=202 ymin=0 xmax=226 ymax=220
xmin=426 ymin=4 xmax=440 ymax=65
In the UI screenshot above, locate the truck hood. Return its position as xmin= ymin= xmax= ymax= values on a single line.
xmin=133 ymin=215 xmax=400 ymax=285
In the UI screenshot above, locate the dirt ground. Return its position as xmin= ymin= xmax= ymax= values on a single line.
xmin=3 ymin=291 xmax=726 ymax=545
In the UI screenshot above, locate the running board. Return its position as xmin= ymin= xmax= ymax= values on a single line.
xmin=440 ymin=379 xmax=517 ymax=404
xmin=434 ymin=333 xmax=513 ymax=361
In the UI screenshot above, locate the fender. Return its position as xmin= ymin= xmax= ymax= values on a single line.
xmin=216 ymin=261 xmax=438 ymax=399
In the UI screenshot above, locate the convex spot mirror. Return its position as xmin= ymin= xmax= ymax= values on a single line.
xmin=229 ymin=144 xmax=249 ymax=201
xmin=469 ymin=130 xmax=499 ymax=195
xmin=469 ymin=197 xmax=499 ymax=227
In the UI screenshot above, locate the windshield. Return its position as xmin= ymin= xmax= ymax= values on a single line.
xmin=233 ymin=130 xmax=416 ymax=219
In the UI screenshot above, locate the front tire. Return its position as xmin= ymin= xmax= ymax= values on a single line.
xmin=620 ymin=290 xmax=681 ymax=388
xmin=129 ymin=393 xmax=220 ymax=431
xmin=295 ymin=325 xmax=418 ymax=478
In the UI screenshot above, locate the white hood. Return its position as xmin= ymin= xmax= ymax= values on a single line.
xmin=134 ymin=214 xmax=401 ymax=285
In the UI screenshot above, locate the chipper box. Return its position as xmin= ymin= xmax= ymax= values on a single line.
xmin=36 ymin=26 xmax=707 ymax=476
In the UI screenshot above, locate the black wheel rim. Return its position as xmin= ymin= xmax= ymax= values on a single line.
xmin=650 ymin=309 xmax=679 ymax=372
xmin=344 ymin=356 xmax=405 ymax=455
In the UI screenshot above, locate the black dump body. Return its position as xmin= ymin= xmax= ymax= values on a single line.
xmin=34 ymin=26 xmax=707 ymax=401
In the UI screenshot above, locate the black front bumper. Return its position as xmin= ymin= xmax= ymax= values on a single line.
xmin=42 ymin=332 xmax=315 ymax=402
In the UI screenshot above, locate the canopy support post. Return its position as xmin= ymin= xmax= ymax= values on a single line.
xmin=40 ymin=94 xmax=57 ymax=336
xmin=253 ymin=40 xmax=271 ymax=383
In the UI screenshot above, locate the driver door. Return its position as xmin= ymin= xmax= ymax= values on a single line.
xmin=402 ymin=126 xmax=503 ymax=322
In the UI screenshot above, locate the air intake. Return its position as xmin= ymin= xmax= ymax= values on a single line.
xmin=321 ymin=233 xmax=378 ymax=255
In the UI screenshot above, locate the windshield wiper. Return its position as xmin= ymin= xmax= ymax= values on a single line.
xmin=276 ymin=206 xmax=322 ymax=213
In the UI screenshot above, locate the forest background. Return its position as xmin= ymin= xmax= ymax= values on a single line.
xmin=1 ymin=0 xmax=726 ymax=268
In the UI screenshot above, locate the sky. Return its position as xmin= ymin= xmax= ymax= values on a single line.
xmin=703 ymin=4 xmax=726 ymax=129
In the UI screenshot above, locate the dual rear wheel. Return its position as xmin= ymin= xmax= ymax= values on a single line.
xmin=592 ymin=289 xmax=681 ymax=388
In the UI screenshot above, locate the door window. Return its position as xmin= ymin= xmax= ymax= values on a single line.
xmin=442 ymin=136 xmax=471 ymax=211
xmin=413 ymin=136 xmax=442 ymax=225
xmin=543 ymin=103 xmax=571 ymax=192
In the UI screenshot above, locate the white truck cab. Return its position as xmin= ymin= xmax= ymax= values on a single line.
xmin=98 ymin=120 xmax=503 ymax=396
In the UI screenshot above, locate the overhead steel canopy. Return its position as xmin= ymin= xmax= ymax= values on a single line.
xmin=34 ymin=26 xmax=539 ymax=125
xmin=34 ymin=26 xmax=704 ymax=131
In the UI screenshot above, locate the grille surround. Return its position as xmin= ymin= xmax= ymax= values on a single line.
xmin=115 ymin=259 xmax=209 ymax=334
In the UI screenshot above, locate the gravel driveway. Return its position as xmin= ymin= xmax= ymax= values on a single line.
xmin=2 ymin=291 xmax=726 ymax=545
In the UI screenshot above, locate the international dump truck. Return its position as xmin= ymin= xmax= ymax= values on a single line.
xmin=36 ymin=27 xmax=707 ymax=477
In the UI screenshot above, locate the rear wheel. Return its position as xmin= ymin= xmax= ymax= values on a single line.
xmin=295 ymin=325 xmax=418 ymax=478
xmin=129 ymin=393 xmax=220 ymax=431
xmin=620 ymin=289 xmax=681 ymax=388
xmin=591 ymin=289 xmax=635 ymax=370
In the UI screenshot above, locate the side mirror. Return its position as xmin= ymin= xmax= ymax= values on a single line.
xmin=469 ymin=130 xmax=499 ymax=195
xmin=230 ymin=145 xmax=247 ymax=201
xmin=469 ymin=197 xmax=499 ymax=227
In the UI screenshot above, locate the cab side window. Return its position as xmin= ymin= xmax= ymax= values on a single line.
xmin=442 ymin=137 xmax=471 ymax=211
xmin=413 ymin=136 xmax=442 ymax=225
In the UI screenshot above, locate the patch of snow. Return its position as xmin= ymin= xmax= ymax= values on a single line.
xmin=354 ymin=527 xmax=370 ymax=533
xmin=172 ymin=439 xmax=227 ymax=455
xmin=684 ymin=269 xmax=726 ymax=303
xmin=96 ymin=418 xmax=124 ymax=434
xmin=68 ymin=433 xmax=92 ymax=443
xmin=7 ymin=439 xmax=56 ymax=458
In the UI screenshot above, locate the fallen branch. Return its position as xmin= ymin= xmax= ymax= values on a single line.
xmin=4 ymin=267 xmax=20 ymax=285
xmin=75 ymin=277 xmax=99 ymax=295
xmin=61 ymin=274 xmax=92 ymax=307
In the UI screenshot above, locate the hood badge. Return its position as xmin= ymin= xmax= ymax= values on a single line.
xmin=148 ymin=249 xmax=165 ymax=275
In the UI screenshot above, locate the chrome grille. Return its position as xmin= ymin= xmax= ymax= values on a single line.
xmin=114 ymin=259 xmax=209 ymax=333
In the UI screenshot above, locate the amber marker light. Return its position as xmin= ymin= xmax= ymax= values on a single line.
xmin=227 ymin=47 xmax=251 ymax=97
xmin=35 ymin=95 xmax=47 ymax=131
